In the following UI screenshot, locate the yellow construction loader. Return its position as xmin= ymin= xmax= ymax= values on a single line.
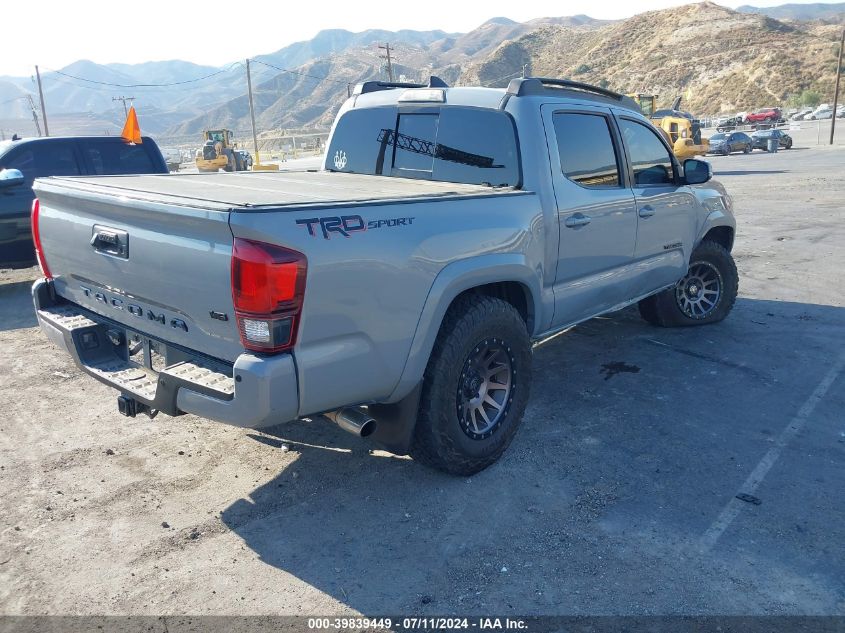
xmin=628 ymin=94 xmax=709 ymax=160
xmin=195 ymin=129 xmax=247 ymax=172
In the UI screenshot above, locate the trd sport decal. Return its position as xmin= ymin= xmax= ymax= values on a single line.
xmin=296 ymin=215 xmax=415 ymax=239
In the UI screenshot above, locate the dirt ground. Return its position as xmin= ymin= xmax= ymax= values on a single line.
xmin=1 ymin=144 xmax=844 ymax=616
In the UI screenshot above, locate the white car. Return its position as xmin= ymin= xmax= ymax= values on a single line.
xmin=790 ymin=108 xmax=813 ymax=121
xmin=810 ymin=108 xmax=833 ymax=120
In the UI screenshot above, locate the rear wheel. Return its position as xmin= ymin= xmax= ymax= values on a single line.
xmin=743 ymin=144 xmax=751 ymax=154
xmin=409 ymin=295 xmax=532 ymax=475
xmin=638 ymin=240 xmax=738 ymax=327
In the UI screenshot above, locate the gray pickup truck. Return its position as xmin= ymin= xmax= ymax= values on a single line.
xmin=31 ymin=77 xmax=737 ymax=475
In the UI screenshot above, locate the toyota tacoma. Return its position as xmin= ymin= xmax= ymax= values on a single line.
xmin=30 ymin=77 xmax=738 ymax=475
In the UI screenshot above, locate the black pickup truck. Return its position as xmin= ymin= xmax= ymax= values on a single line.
xmin=0 ymin=135 xmax=167 ymax=268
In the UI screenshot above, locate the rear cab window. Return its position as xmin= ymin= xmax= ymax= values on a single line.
xmin=326 ymin=105 xmax=521 ymax=187
xmin=83 ymin=140 xmax=163 ymax=175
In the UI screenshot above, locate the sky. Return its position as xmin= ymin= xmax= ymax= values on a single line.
xmin=1 ymin=0 xmax=840 ymax=77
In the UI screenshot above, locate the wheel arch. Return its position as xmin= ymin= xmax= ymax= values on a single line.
xmin=702 ymin=224 xmax=735 ymax=252
xmin=387 ymin=254 xmax=542 ymax=403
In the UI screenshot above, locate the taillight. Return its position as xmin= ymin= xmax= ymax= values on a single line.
xmin=231 ymin=238 xmax=306 ymax=353
xmin=31 ymin=198 xmax=52 ymax=279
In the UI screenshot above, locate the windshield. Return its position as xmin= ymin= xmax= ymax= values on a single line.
xmin=710 ymin=134 xmax=727 ymax=140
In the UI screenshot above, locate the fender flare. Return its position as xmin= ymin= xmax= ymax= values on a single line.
xmin=696 ymin=209 xmax=736 ymax=251
xmin=387 ymin=253 xmax=542 ymax=403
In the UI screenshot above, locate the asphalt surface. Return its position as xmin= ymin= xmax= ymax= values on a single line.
xmin=0 ymin=144 xmax=843 ymax=616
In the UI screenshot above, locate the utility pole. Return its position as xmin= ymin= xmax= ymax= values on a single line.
xmin=26 ymin=95 xmax=42 ymax=136
xmin=112 ymin=96 xmax=135 ymax=118
xmin=35 ymin=65 xmax=49 ymax=136
xmin=245 ymin=58 xmax=261 ymax=165
xmin=378 ymin=43 xmax=395 ymax=82
xmin=522 ymin=64 xmax=528 ymax=78
xmin=830 ymin=27 xmax=844 ymax=145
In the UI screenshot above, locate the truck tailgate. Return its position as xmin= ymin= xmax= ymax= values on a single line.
xmin=34 ymin=179 xmax=243 ymax=363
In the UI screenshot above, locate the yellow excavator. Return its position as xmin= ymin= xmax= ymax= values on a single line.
xmin=195 ymin=129 xmax=247 ymax=172
xmin=628 ymin=94 xmax=709 ymax=160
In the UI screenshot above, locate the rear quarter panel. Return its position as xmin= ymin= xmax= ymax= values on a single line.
xmin=229 ymin=191 xmax=546 ymax=416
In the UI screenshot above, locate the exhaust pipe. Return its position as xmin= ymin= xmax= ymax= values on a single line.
xmin=325 ymin=407 xmax=377 ymax=438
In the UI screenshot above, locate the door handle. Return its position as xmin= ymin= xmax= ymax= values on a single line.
xmin=564 ymin=213 xmax=592 ymax=229
xmin=638 ymin=205 xmax=655 ymax=218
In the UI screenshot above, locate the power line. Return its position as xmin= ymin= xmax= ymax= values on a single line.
xmin=42 ymin=63 xmax=242 ymax=88
xmin=249 ymin=58 xmax=350 ymax=86
xmin=479 ymin=70 xmax=524 ymax=87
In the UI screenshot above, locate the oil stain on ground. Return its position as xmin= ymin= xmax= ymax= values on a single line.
xmin=600 ymin=361 xmax=641 ymax=380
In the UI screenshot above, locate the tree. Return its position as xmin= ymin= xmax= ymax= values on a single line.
xmin=799 ymin=90 xmax=822 ymax=107
xmin=574 ymin=63 xmax=591 ymax=75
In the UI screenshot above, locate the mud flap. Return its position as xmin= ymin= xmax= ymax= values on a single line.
xmin=368 ymin=382 xmax=422 ymax=456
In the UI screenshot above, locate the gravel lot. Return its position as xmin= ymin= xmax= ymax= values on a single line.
xmin=1 ymin=144 xmax=843 ymax=616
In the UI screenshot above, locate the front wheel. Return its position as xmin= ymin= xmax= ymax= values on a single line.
xmin=638 ymin=240 xmax=738 ymax=327
xmin=409 ymin=295 xmax=532 ymax=475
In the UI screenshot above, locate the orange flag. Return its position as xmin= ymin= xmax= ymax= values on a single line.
xmin=120 ymin=106 xmax=142 ymax=144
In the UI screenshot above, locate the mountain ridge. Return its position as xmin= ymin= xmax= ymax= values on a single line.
xmin=1 ymin=2 xmax=843 ymax=139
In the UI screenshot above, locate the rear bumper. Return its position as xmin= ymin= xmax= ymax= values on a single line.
xmin=32 ymin=279 xmax=299 ymax=428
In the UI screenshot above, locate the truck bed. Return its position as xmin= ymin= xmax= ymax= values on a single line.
xmin=47 ymin=169 xmax=513 ymax=211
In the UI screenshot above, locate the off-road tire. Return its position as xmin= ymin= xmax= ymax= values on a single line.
xmin=638 ymin=240 xmax=738 ymax=327
xmin=408 ymin=295 xmax=532 ymax=476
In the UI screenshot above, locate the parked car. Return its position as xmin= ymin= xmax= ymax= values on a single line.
xmin=0 ymin=136 xmax=168 ymax=268
xmin=808 ymin=105 xmax=833 ymax=120
xmin=716 ymin=116 xmax=743 ymax=132
xmin=708 ymin=132 xmax=753 ymax=155
xmin=745 ymin=107 xmax=782 ymax=124
xmin=238 ymin=150 xmax=254 ymax=169
xmin=750 ymin=129 xmax=793 ymax=150
xmin=790 ymin=107 xmax=814 ymax=121
xmin=29 ymin=77 xmax=737 ymax=475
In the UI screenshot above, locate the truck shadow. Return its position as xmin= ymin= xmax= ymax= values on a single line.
xmin=0 ymin=280 xmax=38 ymax=331
xmin=221 ymin=297 xmax=845 ymax=614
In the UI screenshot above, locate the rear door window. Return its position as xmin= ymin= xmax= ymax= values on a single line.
xmin=618 ymin=118 xmax=676 ymax=186
xmin=84 ymin=141 xmax=159 ymax=175
xmin=552 ymin=112 xmax=622 ymax=188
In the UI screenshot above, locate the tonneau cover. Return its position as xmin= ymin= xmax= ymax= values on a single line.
xmin=46 ymin=169 xmax=512 ymax=211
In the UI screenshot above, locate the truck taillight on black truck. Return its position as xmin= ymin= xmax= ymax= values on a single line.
xmin=231 ymin=238 xmax=307 ymax=353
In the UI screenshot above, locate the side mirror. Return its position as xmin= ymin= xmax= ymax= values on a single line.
xmin=683 ymin=158 xmax=712 ymax=185
xmin=0 ymin=168 xmax=25 ymax=189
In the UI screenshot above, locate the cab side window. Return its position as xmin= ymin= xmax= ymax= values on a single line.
xmin=2 ymin=143 xmax=80 ymax=181
xmin=552 ymin=112 xmax=622 ymax=189
xmin=618 ymin=118 xmax=676 ymax=186
xmin=4 ymin=149 xmax=36 ymax=181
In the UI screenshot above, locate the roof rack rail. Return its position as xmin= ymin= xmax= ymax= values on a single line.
xmin=354 ymin=75 xmax=448 ymax=96
xmin=506 ymin=77 xmax=638 ymax=110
